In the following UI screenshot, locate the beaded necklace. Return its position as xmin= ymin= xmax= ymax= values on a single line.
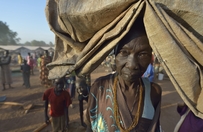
xmin=113 ymin=76 xmax=143 ymax=132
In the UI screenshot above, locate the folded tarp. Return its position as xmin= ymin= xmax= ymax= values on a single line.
xmin=45 ymin=0 xmax=203 ymax=119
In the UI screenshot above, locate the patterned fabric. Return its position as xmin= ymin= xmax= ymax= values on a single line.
xmin=86 ymin=74 xmax=160 ymax=132
xmin=40 ymin=56 xmax=52 ymax=88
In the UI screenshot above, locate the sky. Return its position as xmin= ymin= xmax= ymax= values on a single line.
xmin=0 ymin=0 xmax=55 ymax=44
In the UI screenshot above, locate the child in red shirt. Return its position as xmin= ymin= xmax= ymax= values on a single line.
xmin=43 ymin=77 xmax=72 ymax=131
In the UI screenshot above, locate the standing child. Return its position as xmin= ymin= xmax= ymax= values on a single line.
xmin=43 ymin=77 xmax=72 ymax=132
xmin=21 ymin=60 xmax=31 ymax=88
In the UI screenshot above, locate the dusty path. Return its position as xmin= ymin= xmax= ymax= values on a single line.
xmin=0 ymin=65 xmax=182 ymax=132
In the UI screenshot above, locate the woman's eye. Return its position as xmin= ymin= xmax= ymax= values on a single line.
xmin=138 ymin=52 xmax=149 ymax=57
xmin=119 ymin=50 xmax=129 ymax=56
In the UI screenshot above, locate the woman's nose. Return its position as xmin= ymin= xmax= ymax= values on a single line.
xmin=126 ymin=54 xmax=139 ymax=70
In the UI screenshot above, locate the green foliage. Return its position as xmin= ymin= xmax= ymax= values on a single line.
xmin=22 ymin=40 xmax=53 ymax=46
xmin=0 ymin=21 xmax=20 ymax=45
xmin=0 ymin=20 xmax=54 ymax=46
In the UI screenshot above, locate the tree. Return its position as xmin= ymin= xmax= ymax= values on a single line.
xmin=49 ymin=41 xmax=54 ymax=46
xmin=24 ymin=41 xmax=31 ymax=46
xmin=30 ymin=40 xmax=47 ymax=46
xmin=22 ymin=40 xmax=54 ymax=46
xmin=0 ymin=21 xmax=20 ymax=45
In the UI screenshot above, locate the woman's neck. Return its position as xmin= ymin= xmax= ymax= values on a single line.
xmin=118 ymin=75 xmax=140 ymax=91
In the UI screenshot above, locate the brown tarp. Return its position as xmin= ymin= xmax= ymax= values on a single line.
xmin=45 ymin=0 xmax=203 ymax=119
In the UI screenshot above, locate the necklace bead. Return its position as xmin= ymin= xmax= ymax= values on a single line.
xmin=113 ymin=76 xmax=143 ymax=132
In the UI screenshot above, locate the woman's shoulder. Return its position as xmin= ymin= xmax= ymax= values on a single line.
xmin=151 ymin=82 xmax=162 ymax=95
xmin=151 ymin=82 xmax=162 ymax=108
xmin=93 ymin=74 xmax=114 ymax=84
xmin=91 ymin=74 xmax=114 ymax=92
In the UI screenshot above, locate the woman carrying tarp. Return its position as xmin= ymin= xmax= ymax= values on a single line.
xmin=45 ymin=0 xmax=203 ymax=131
xmin=85 ymin=19 xmax=162 ymax=132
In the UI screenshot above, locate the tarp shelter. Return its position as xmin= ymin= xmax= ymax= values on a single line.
xmin=45 ymin=0 xmax=203 ymax=119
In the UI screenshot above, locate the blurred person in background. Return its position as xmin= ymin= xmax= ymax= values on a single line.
xmin=40 ymin=50 xmax=52 ymax=88
xmin=28 ymin=56 xmax=34 ymax=75
xmin=37 ymin=54 xmax=42 ymax=72
xmin=0 ymin=50 xmax=13 ymax=91
xmin=17 ymin=53 xmax=23 ymax=65
xmin=76 ymin=75 xmax=91 ymax=127
xmin=21 ymin=59 xmax=31 ymax=88
xmin=65 ymin=73 xmax=76 ymax=108
xmin=26 ymin=52 xmax=31 ymax=65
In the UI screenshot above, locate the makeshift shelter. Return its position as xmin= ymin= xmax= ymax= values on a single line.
xmin=45 ymin=0 xmax=203 ymax=119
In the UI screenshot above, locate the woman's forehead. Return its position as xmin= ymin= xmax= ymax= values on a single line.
xmin=118 ymin=35 xmax=150 ymax=50
xmin=126 ymin=35 xmax=149 ymax=45
xmin=115 ymin=24 xmax=149 ymax=54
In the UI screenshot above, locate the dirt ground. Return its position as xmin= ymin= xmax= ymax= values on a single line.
xmin=0 ymin=65 xmax=183 ymax=132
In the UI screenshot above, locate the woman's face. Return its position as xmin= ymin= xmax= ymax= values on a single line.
xmin=115 ymin=32 xmax=152 ymax=84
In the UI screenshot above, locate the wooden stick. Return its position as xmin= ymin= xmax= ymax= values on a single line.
xmin=33 ymin=118 xmax=52 ymax=132
xmin=0 ymin=101 xmax=23 ymax=106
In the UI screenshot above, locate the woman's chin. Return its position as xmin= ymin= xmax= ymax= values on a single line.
xmin=121 ymin=74 xmax=139 ymax=83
